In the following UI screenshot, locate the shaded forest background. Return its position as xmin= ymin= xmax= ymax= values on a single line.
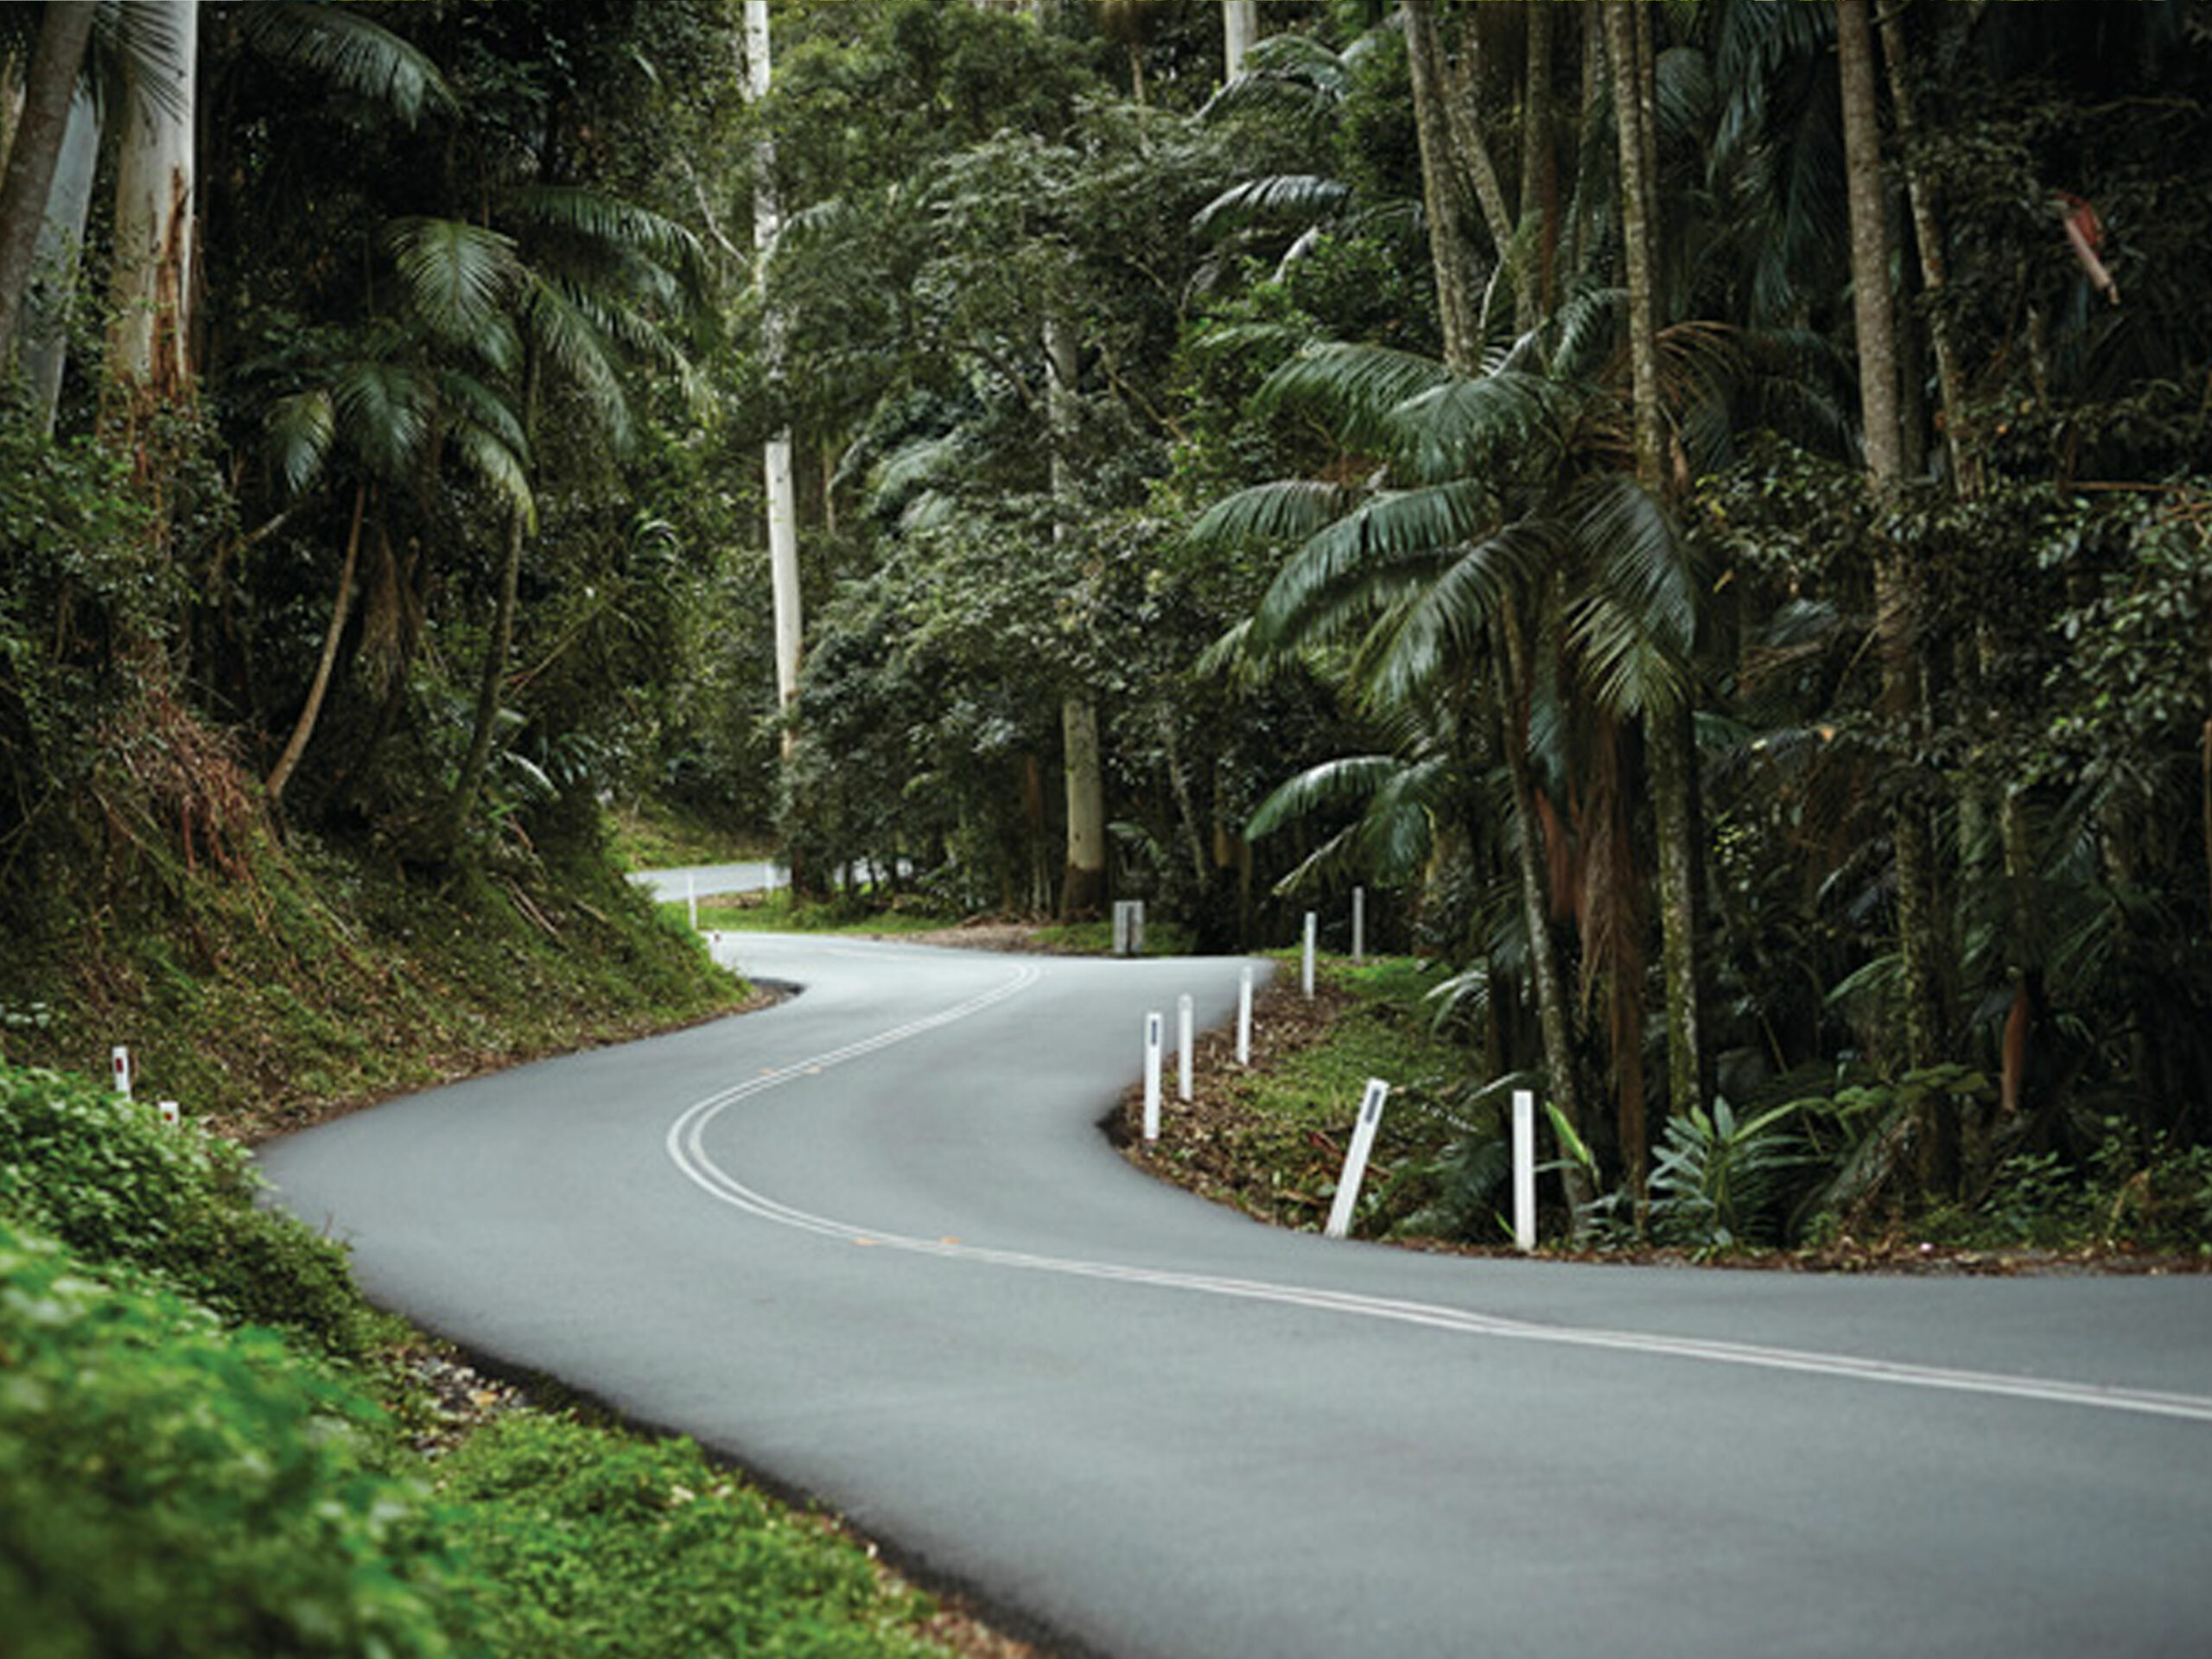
xmin=4 ymin=0 xmax=2211 ymax=1246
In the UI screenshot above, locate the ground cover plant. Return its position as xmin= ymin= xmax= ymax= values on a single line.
xmin=0 ymin=1062 xmax=1022 ymax=1659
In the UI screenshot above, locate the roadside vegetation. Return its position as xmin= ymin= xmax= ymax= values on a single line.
xmin=0 ymin=1061 xmax=1021 ymax=1659
xmin=1121 ymin=954 xmax=2212 ymax=1268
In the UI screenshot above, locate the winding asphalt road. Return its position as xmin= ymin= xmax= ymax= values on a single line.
xmin=259 ymin=933 xmax=2212 ymax=1658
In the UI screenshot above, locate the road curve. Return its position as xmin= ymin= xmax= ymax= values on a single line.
xmin=259 ymin=934 xmax=2212 ymax=1659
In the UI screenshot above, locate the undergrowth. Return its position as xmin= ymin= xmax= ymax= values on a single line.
xmin=0 ymin=822 xmax=739 ymax=1141
xmin=0 ymin=1060 xmax=988 ymax=1658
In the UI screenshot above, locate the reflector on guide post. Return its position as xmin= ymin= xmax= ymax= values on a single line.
xmin=1324 ymin=1078 xmax=1390 ymax=1239
xmin=111 ymin=1046 xmax=131 ymax=1100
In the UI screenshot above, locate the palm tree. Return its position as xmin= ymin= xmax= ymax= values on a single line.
xmin=1192 ymin=308 xmax=1706 ymax=1214
xmin=437 ymin=186 xmax=703 ymax=849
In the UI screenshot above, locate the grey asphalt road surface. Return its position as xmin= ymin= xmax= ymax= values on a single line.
xmin=259 ymin=932 xmax=2212 ymax=1659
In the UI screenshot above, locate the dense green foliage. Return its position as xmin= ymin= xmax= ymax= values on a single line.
xmin=0 ymin=1065 xmax=378 ymax=1353
xmin=0 ymin=1220 xmax=462 ymax=1659
xmin=5 ymin=0 xmax=2209 ymax=1245
xmin=0 ymin=1063 xmax=985 ymax=1657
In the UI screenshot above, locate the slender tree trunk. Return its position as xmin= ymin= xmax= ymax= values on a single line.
xmin=1607 ymin=0 xmax=1706 ymax=1166
xmin=1517 ymin=0 xmax=1556 ymax=333
xmin=265 ymin=481 xmax=367 ymax=808
xmin=0 ymin=0 xmax=96 ymax=373
xmin=448 ymin=347 xmax=539 ymax=847
xmin=1046 ymin=314 xmax=1108 ymax=918
xmin=1439 ymin=19 xmax=1521 ymax=302
xmin=22 ymin=85 xmax=99 ymax=431
xmin=1221 ymin=0 xmax=1259 ymax=81
xmin=1839 ymin=0 xmax=1948 ymax=1103
xmin=1402 ymin=0 xmax=1484 ymax=376
xmin=109 ymin=0 xmax=200 ymax=415
xmin=744 ymin=0 xmax=804 ymax=742
xmin=1604 ymin=1 xmax=1662 ymax=491
xmin=1498 ymin=608 xmax=1593 ymax=1224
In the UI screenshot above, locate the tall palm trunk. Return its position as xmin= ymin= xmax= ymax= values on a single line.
xmin=1402 ymin=1 xmax=1484 ymax=375
xmin=265 ymin=481 xmax=368 ymax=808
xmin=1838 ymin=0 xmax=1951 ymax=1185
xmin=1608 ymin=0 xmax=1706 ymax=1179
xmin=1516 ymin=0 xmax=1557 ymax=333
xmin=448 ymin=345 xmax=539 ymax=846
xmin=21 ymin=86 xmax=99 ymax=432
xmin=1497 ymin=608 xmax=1592 ymax=1220
xmin=1409 ymin=0 xmax=1591 ymax=1221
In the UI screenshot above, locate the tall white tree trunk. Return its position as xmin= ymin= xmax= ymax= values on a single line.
xmin=22 ymin=86 xmax=99 ymax=431
xmin=1221 ymin=1 xmax=1259 ymax=81
xmin=743 ymin=0 xmax=802 ymax=727
xmin=1046 ymin=314 xmax=1108 ymax=918
xmin=110 ymin=0 xmax=199 ymax=409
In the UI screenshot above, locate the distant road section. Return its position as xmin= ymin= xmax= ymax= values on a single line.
xmin=629 ymin=861 xmax=785 ymax=900
xmin=261 ymin=931 xmax=2212 ymax=1659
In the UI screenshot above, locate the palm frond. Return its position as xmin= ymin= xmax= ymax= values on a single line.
xmin=1192 ymin=175 xmax=1353 ymax=240
xmin=508 ymin=185 xmax=704 ymax=289
xmin=449 ymin=420 xmax=536 ymax=532
xmin=1365 ymin=521 xmax=1559 ymax=708
xmin=331 ymin=360 xmax=433 ymax=480
xmin=238 ymin=3 xmax=455 ymax=125
xmin=1257 ymin=341 xmax=1453 ymax=457
xmin=1391 ymin=371 xmax=1571 ymax=486
xmin=264 ymin=389 xmax=334 ymax=497
xmin=386 ymin=218 xmax=523 ymax=348
xmin=1185 ymin=479 xmax=1363 ymax=551
xmin=1249 ymin=480 xmax=1499 ymax=650
xmin=1248 ymin=754 xmax=1408 ymax=838
xmin=524 ymin=277 xmax=632 ymax=451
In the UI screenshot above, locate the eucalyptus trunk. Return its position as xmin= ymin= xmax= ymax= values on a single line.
xmin=1046 ymin=314 xmax=1108 ymax=918
xmin=21 ymin=86 xmax=99 ymax=432
xmin=744 ymin=0 xmax=804 ymax=740
xmin=1221 ymin=0 xmax=1259 ymax=81
xmin=109 ymin=0 xmax=199 ymax=414
xmin=0 ymin=0 xmax=96 ymax=373
xmin=1838 ymin=0 xmax=1950 ymax=1116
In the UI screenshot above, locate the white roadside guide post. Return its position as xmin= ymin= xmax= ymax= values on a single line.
xmin=1351 ymin=886 xmax=1365 ymax=961
xmin=1302 ymin=911 xmax=1317 ymax=998
xmin=111 ymin=1045 xmax=131 ymax=1100
xmin=1513 ymin=1087 xmax=1537 ymax=1252
xmin=687 ymin=873 xmax=698 ymax=931
xmin=1177 ymin=993 xmax=1194 ymax=1103
xmin=1236 ymin=964 xmax=1254 ymax=1065
xmin=1324 ymin=1078 xmax=1390 ymax=1240
xmin=1143 ymin=1012 xmax=1164 ymax=1141
xmin=158 ymin=1100 xmax=181 ymax=1127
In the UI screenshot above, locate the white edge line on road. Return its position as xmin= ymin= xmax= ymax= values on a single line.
xmin=664 ymin=958 xmax=2212 ymax=1427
